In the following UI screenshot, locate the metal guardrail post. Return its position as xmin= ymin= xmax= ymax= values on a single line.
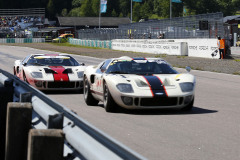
xmin=0 ymin=74 xmax=13 ymax=160
xmin=5 ymin=102 xmax=32 ymax=160
xmin=20 ymin=92 xmax=32 ymax=102
xmin=27 ymin=129 xmax=65 ymax=160
xmin=48 ymin=113 xmax=64 ymax=129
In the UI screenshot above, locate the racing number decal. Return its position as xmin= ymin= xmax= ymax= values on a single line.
xmin=143 ymin=76 xmax=168 ymax=97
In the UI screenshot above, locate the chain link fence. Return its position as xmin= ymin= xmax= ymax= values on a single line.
xmin=77 ymin=12 xmax=224 ymax=40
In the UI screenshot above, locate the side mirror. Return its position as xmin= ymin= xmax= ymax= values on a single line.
xmin=186 ymin=66 xmax=191 ymax=72
xmin=81 ymin=63 xmax=85 ymax=66
xmin=23 ymin=62 xmax=27 ymax=66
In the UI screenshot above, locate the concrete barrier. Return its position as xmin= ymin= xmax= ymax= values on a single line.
xmin=111 ymin=39 xmax=220 ymax=59
xmin=69 ymin=38 xmax=112 ymax=49
xmin=112 ymin=39 xmax=187 ymax=55
xmin=231 ymin=47 xmax=240 ymax=56
xmin=0 ymin=38 xmax=45 ymax=43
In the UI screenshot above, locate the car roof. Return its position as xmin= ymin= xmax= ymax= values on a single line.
xmin=30 ymin=53 xmax=71 ymax=58
xmin=111 ymin=56 xmax=164 ymax=61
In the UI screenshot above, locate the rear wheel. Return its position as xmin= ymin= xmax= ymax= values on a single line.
xmin=181 ymin=97 xmax=194 ymax=111
xmin=13 ymin=67 xmax=16 ymax=75
xmin=83 ymin=76 xmax=99 ymax=106
xmin=103 ymin=83 xmax=118 ymax=112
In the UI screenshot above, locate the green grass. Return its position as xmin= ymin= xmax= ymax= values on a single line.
xmin=177 ymin=56 xmax=186 ymax=58
xmin=155 ymin=54 xmax=167 ymax=58
xmin=233 ymin=72 xmax=240 ymax=75
xmin=234 ymin=59 xmax=240 ymax=62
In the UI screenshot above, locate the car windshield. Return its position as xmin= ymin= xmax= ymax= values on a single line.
xmin=105 ymin=59 xmax=178 ymax=75
xmin=27 ymin=55 xmax=80 ymax=66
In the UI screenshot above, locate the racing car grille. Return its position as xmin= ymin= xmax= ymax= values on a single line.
xmin=140 ymin=97 xmax=178 ymax=106
xmin=47 ymin=82 xmax=76 ymax=88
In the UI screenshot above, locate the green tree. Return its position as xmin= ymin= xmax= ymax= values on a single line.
xmin=132 ymin=3 xmax=141 ymax=22
xmin=80 ymin=0 xmax=94 ymax=16
xmin=119 ymin=0 xmax=131 ymax=17
xmin=92 ymin=0 xmax=100 ymax=16
xmin=140 ymin=1 xmax=151 ymax=19
xmin=68 ymin=7 xmax=81 ymax=17
xmin=47 ymin=0 xmax=55 ymax=19
xmin=61 ymin=8 xmax=68 ymax=17
xmin=112 ymin=9 xmax=118 ymax=17
xmin=72 ymin=0 xmax=82 ymax=7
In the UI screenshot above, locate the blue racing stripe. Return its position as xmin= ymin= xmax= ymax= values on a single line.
xmin=143 ymin=76 xmax=167 ymax=97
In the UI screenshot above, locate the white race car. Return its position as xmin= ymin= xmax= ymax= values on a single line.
xmin=14 ymin=53 xmax=85 ymax=91
xmin=83 ymin=56 xmax=196 ymax=112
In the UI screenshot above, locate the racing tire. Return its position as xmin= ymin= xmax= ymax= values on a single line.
xmin=181 ymin=97 xmax=194 ymax=111
xmin=103 ymin=83 xmax=118 ymax=112
xmin=83 ymin=76 xmax=99 ymax=106
xmin=13 ymin=67 xmax=16 ymax=75
xmin=23 ymin=72 xmax=29 ymax=84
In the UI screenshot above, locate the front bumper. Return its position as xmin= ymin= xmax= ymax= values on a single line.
xmin=116 ymin=94 xmax=194 ymax=109
xmin=31 ymin=80 xmax=83 ymax=90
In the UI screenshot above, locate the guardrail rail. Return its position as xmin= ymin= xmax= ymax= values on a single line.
xmin=0 ymin=69 xmax=146 ymax=160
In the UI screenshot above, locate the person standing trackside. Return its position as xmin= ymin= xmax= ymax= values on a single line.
xmin=217 ymin=36 xmax=225 ymax=59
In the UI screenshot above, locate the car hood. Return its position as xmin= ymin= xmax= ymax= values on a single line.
xmin=104 ymin=73 xmax=195 ymax=89
xmin=25 ymin=65 xmax=85 ymax=73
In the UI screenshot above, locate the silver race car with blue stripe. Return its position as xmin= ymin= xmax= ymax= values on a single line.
xmin=83 ymin=56 xmax=196 ymax=112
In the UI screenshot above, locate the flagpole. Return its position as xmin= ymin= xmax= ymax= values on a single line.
xmin=170 ymin=0 xmax=172 ymax=19
xmin=99 ymin=0 xmax=101 ymax=29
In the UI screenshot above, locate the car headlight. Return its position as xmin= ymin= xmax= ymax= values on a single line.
xmin=116 ymin=83 xmax=134 ymax=93
xmin=77 ymin=71 xmax=84 ymax=78
xmin=31 ymin=72 xmax=43 ymax=78
xmin=179 ymin=82 xmax=194 ymax=92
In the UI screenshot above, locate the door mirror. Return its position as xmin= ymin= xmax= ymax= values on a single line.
xmin=186 ymin=66 xmax=191 ymax=72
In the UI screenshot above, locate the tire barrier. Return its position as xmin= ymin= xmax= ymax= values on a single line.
xmin=0 ymin=69 xmax=145 ymax=160
xmin=0 ymin=38 xmax=45 ymax=43
xmin=69 ymin=38 xmax=112 ymax=49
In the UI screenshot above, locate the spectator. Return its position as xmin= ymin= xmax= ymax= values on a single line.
xmin=217 ymin=36 xmax=225 ymax=59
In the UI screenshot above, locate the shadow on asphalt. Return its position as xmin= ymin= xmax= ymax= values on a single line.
xmin=43 ymin=89 xmax=83 ymax=95
xmin=99 ymin=105 xmax=218 ymax=115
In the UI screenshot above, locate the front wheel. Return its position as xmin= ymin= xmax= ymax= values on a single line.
xmin=23 ymin=72 xmax=29 ymax=83
xmin=83 ymin=76 xmax=99 ymax=106
xmin=181 ymin=97 xmax=194 ymax=111
xmin=103 ymin=83 xmax=118 ymax=112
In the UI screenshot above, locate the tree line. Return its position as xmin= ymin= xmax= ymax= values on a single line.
xmin=0 ymin=0 xmax=239 ymax=21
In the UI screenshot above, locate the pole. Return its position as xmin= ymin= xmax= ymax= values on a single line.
xmin=170 ymin=0 xmax=172 ymax=19
xmin=131 ymin=0 xmax=132 ymax=23
xmin=99 ymin=0 xmax=101 ymax=29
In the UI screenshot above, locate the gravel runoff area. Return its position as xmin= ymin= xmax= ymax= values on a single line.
xmin=2 ymin=43 xmax=240 ymax=75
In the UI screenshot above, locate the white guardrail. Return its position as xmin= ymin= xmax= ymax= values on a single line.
xmin=0 ymin=69 xmax=145 ymax=160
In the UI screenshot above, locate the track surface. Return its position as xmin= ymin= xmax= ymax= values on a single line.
xmin=1 ymin=45 xmax=240 ymax=160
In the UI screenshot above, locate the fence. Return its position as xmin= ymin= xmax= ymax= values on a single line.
xmin=77 ymin=12 xmax=224 ymax=40
xmin=0 ymin=38 xmax=45 ymax=43
xmin=0 ymin=69 xmax=145 ymax=160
